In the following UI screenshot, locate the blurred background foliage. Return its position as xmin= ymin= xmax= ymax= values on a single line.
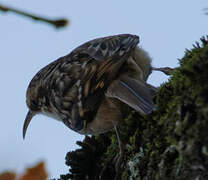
xmin=0 ymin=162 xmax=48 ymax=180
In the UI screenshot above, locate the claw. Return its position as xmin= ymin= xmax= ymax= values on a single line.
xmin=114 ymin=126 xmax=125 ymax=180
xmin=152 ymin=67 xmax=174 ymax=75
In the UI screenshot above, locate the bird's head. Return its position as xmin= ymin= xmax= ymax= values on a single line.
xmin=23 ymin=79 xmax=48 ymax=139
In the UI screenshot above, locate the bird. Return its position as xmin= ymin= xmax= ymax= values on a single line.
xmin=23 ymin=34 xmax=172 ymax=174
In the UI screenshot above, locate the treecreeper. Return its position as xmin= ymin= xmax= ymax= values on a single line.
xmin=23 ymin=34 xmax=172 ymax=177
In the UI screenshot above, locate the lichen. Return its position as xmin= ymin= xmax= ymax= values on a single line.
xmin=57 ymin=36 xmax=208 ymax=180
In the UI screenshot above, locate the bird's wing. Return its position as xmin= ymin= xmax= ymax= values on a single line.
xmin=50 ymin=34 xmax=140 ymax=132
xmin=69 ymin=34 xmax=139 ymax=61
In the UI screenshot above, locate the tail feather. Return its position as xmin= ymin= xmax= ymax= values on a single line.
xmin=119 ymin=80 xmax=154 ymax=114
xmin=106 ymin=77 xmax=157 ymax=114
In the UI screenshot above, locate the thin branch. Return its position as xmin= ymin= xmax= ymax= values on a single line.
xmin=0 ymin=4 xmax=69 ymax=29
xmin=203 ymin=7 xmax=208 ymax=15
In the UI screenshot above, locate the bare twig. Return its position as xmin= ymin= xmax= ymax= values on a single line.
xmin=203 ymin=8 xmax=208 ymax=15
xmin=0 ymin=4 xmax=69 ymax=29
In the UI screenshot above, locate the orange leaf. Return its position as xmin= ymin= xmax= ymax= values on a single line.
xmin=19 ymin=162 xmax=48 ymax=180
xmin=0 ymin=172 xmax=16 ymax=180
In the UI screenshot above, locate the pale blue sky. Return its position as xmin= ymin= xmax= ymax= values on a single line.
xmin=0 ymin=0 xmax=207 ymax=178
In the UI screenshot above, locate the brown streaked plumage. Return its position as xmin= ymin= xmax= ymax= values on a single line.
xmin=23 ymin=34 xmax=172 ymax=174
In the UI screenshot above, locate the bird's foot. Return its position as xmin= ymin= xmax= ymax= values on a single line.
xmin=152 ymin=67 xmax=175 ymax=75
xmin=113 ymin=126 xmax=126 ymax=179
xmin=113 ymin=142 xmax=125 ymax=180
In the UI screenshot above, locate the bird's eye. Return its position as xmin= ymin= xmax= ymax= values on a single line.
xmin=30 ymin=100 xmax=40 ymax=111
xmin=75 ymin=53 xmax=89 ymax=59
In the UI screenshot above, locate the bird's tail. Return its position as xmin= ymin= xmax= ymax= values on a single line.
xmin=106 ymin=77 xmax=157 ymax=114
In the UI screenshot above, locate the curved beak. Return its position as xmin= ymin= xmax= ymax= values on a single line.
xmin=23 ymin=110 xmax=35 ymax=139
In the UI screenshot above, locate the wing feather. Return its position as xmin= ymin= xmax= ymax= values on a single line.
xmin=70 ymin=34 xmax=139 ymax=61
xmin=50 ymin=34 xmax=140 ymax=131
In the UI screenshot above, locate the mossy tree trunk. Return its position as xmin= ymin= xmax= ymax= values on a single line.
xmin=58 ymin=37 xmax=208 ymax=180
